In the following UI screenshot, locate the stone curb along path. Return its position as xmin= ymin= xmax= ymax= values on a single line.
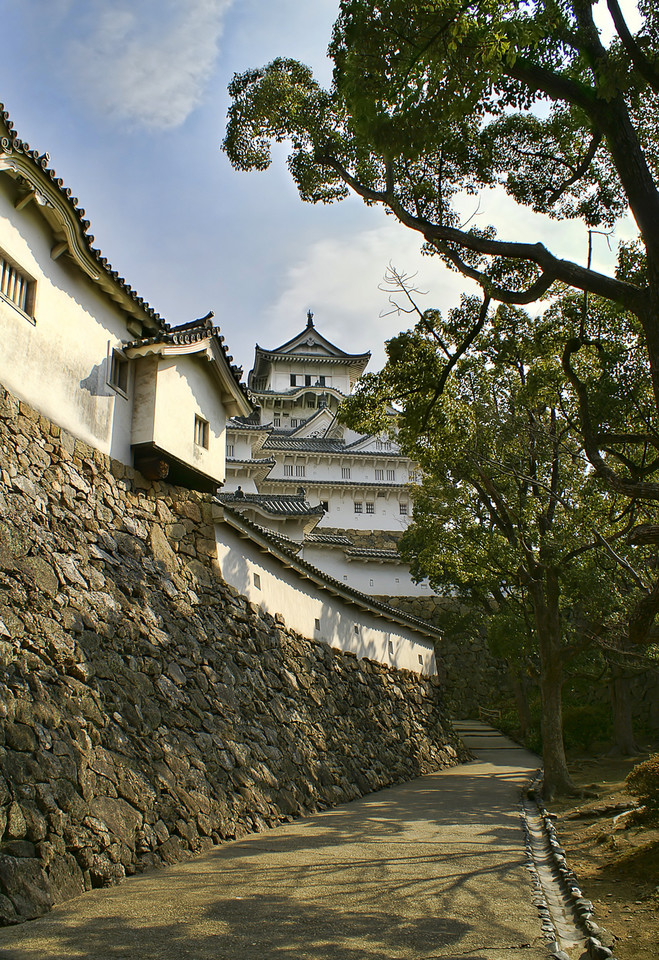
xmin=454 ymin=722 xmax=619 ymax=960
xmin=521 ymin=772 xmax=619 ymax=960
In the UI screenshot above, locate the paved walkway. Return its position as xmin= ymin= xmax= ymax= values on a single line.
xmin=0 ymin=723 xmax=550 ymax=960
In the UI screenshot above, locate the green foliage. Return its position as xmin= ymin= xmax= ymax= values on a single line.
xmin=497 ymin=699 xmax=543 ymax=755
xmin=562 ymin=704 xmax=613 ymax=752
xmin=223 ymin=1 xmax=659 ymax=512
xmin=223 ymin=0 xmax=659 ymax=793
xmin=498 ymin=698 xmax=614 ymax=755
xmin=224 ymin=1 xmax=659 ymax=299
xmin=627 ymin=754 xmax=659 ymax=820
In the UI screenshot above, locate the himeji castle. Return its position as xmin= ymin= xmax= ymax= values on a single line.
xmin=220 ymin=311 xmax=435 ymax=601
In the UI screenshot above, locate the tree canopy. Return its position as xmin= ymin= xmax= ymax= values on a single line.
xmin=341 ymin=294 xmax=655 ymax=793
xmin=223 ymin=0 xmax=659 ymax=499
xmin=222 ymin=2 xmax=659 ymax=785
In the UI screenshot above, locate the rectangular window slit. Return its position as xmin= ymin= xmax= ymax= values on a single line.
xmin=109 ymin=349 xmax=129 ymax=395
xmin=194 ymin=415 xmax=209 ymax=448
xmin=0 ymin=251 xmax=35 ymax=318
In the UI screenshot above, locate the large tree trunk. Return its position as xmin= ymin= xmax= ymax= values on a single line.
xmin=529 ymin=570 xmax=577 ymax=799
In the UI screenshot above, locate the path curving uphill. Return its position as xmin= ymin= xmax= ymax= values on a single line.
xmin=0 ymin=726 xmax=558 ymax=959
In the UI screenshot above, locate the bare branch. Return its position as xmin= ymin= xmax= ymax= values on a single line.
xmin=607 ymin=0 xmax=659 ymax=93
xmin=545 ymin=131 xmax=603 ymax=205
xmin=419 ymin=294 xmax=491 ymax=429
xmin=594 ymin=531 xmax=648 ymax=591
xmin=562 ymin=338 xmax=659 ymax=501
xmin=314 ymin=151 xmax=645 ymax=312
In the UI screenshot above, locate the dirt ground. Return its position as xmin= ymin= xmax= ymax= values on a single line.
xmin=547 ymin=754 xmax=659 ymax=960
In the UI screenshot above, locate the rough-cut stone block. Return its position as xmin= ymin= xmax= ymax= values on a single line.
xmin=0 ymin=856 xmax=52 ymax=920
xmin=149 ymin=524 xmax=178 ymax=574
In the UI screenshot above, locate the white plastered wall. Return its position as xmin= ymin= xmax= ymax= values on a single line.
xmin=149 ymin=355 xmax=227 ymax=484
xmin=215 ymin=520 xmax=437 ymax=675
xmin=301 ymin=545 xmax=435 ymax=598
xmin=0 ymin=186 xmax=135 ymax=462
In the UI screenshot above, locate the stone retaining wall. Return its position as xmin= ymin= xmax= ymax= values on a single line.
xmin=0 ymin=385 xmax=465 ymax=924
xmin=378 ymin=596 xmax=509 ymax=718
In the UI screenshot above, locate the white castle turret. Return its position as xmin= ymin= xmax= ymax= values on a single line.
xmin=221 ymin=313 xmax=432 ymax=600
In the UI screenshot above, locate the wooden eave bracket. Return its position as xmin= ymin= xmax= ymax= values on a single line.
xmin=14 ymin=188 xmax=36 ymax=211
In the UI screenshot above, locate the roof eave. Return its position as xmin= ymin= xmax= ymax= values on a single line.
xmin=0 ymin=145 xmax=162 ymax=335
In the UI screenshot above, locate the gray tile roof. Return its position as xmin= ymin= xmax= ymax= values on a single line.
xmin=263 ymin=437 xmax=405 ymax=458
xmin=217 ymin=491 xmax=324 ymax=517
xmin=345 ymin=548 xmax=401 ymax=560
xmin=306 ymin=533 xmax=355 ymax=546
xmin=225 ymin=457 xmax=276 ymax=467
xmin=261 ymin=478 xmax=410 ymax=490
xmin=227 ymin=417 xmax=271 ymax=431
xmin=123 ymin=313 xmax=249 ymax=404
xmin=264 ymin=438 xmax=348 ymax=452
xmin=216 ymin=502 xmax=441 ymax=642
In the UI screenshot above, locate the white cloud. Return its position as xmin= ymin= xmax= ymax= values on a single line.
xmin=265 ymin=219 xmax=479 ymax=370
xmin=265 ymin=186 xmax=639 ymax=370
xmin=67 ymin=0 xmax=235 ymax=129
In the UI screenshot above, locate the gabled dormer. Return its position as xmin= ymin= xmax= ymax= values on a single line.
xmin=124 ymin=314 xmax=252 ymax=491
xmin=248 ymin=311 xmax=370 ymax=397
xmin=288 ymin=405 xmax=336 ymax=439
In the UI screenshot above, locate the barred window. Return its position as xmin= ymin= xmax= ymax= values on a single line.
xmin=375 ymin=468 xmax=384 ymax=481
xmin=387 ymin=469 xmax=395 ymax=481
xmin=295 ymin=464 xmax=306 ymax=477
xmin=284 ymin=464 xmax=294 ymax=476
xmin=365 ymin=502 xmax=374 ymax=514
xmin=0 ymin=252 xmax=35 ymax=318
xmin=108 ymin=349 xmax=129 ymax=395
xmin=354 ymin=502 xmax=363 ymax=513
xmin=399 ymin=502 xmax=408 ymax=515
xmin=341 ymin=466 xmax=351 ymax=479
xmin=226 ymin=444 xmax=234 ymax=458
xmin=194 ymin=415 xmax=209 ymax=448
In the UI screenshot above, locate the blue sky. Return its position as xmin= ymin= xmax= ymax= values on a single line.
xmin=0 ymin=0 xmax=638 ymax=374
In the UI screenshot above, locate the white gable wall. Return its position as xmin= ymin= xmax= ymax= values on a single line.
xmin=151 ymin=355 xmax=227 ymax=484
xmin=0 ymin=184 xmax=134 ymax=462
xmin=317 ymin=487 xmax=410 ymax=532
xmin=301 ymin=544 xmax=432 ymax=598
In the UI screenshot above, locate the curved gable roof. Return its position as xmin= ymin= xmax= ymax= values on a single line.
xmin=250 ymin=312 xmax=370 ymax=382
xmin=124 ymin=313 xmax=251 ymax=418
xmin=0 ymin=104 xmax=164 ymax=337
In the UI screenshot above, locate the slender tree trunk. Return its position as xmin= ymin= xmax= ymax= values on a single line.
xmin=639 ymin=297 xmax=659 ymax=438
xmin=529 ymin=569 xmax=577 ymax=799
xmin=510 ymin=668 xmax=532 ymax=740
xmin=609 ymin=661 xmax=638 ymax=756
